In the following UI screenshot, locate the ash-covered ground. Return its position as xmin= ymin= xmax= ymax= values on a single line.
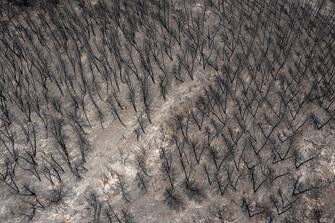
xmin=0 ymin=0 xmax=334 ymax=222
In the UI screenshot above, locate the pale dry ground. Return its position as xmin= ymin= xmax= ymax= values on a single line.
xmin=30 ymin=65 xmax=218 ymax=223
